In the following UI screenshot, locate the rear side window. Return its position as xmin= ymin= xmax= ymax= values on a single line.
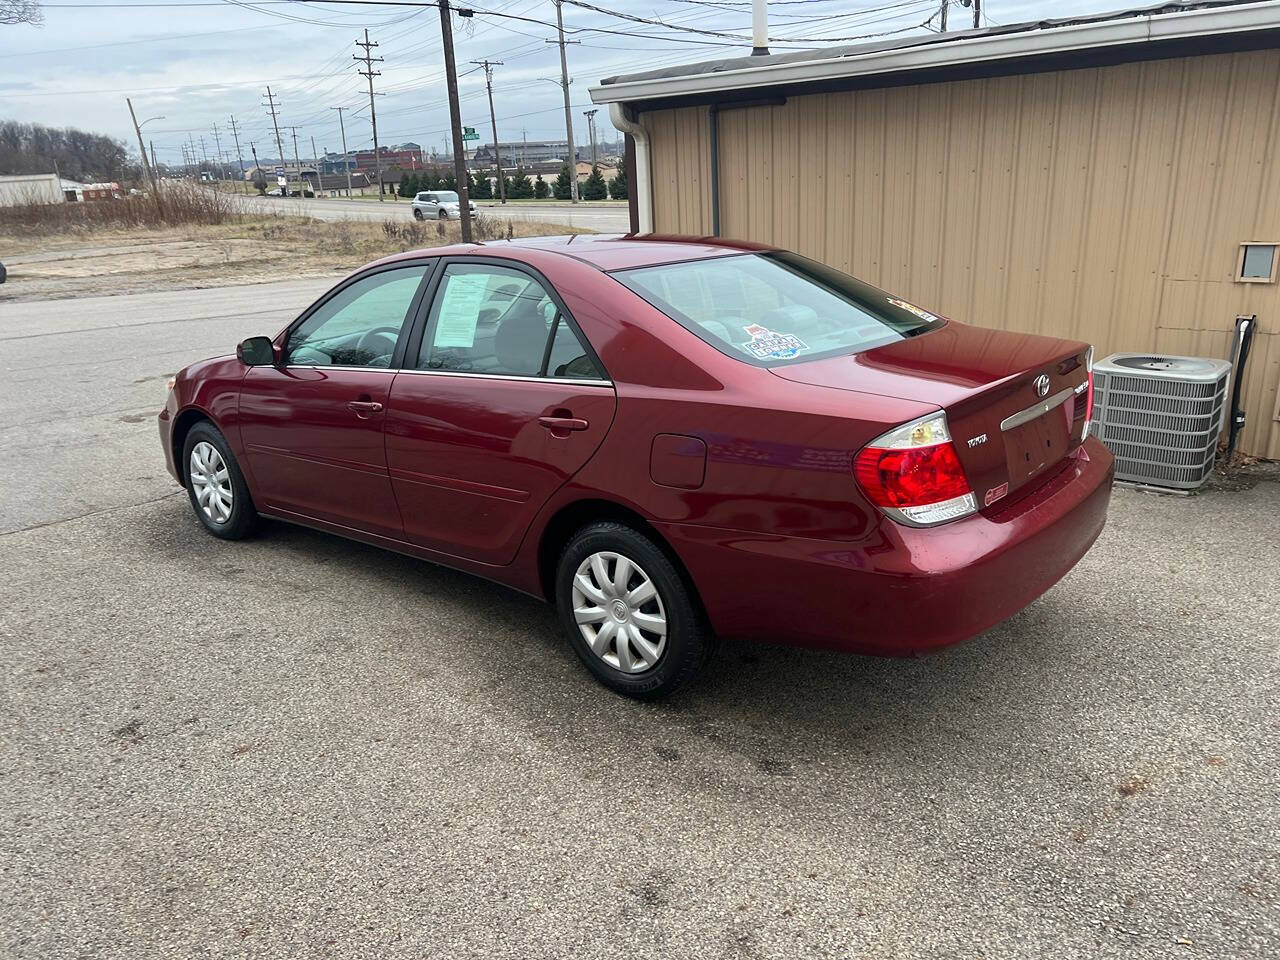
xmin=417 ymin=263 xmax=605 ymax=379
xmin=614 ymin=252 xmax=942 ymax=366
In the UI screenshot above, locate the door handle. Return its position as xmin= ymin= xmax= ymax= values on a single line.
xmin=347 ymin=400 xmax=384 ymax=416
xmin=538 ymin=415 xmax=589 ymax=433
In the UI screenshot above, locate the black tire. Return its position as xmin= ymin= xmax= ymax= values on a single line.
xmin=412 ymin=208 xmax=424 ymax=220
xmin=555 ymin=521 xmax=711 ymax=699
xmin=438 ymin=209 xmax=448 ymax=220
xmin=181 ymin=421 xmax=259 ymax=540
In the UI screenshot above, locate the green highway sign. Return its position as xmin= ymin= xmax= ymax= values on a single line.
xmin=462 ymin=126 xmax=479 ymax=141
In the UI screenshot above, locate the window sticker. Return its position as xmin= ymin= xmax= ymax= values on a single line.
xmin=433 ymin=273 xmax=489 ymax=348
xmin=886 ymin=297 xmax=939 ymax=323
xmin=742 ymin=323 xmax=807 ymax=360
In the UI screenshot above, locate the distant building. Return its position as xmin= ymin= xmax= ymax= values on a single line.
xmin=0 ymin=172 xmax=63 ymax=206
xmin=474 ymin=141 xmax=579 ymax=166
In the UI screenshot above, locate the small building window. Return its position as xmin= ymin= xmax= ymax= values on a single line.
xmin=1236 ymin=243 xmax=1277 ymax=283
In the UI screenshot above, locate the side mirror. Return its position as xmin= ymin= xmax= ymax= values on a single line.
xmin=237 ymin=336 xmax=276 ymax=366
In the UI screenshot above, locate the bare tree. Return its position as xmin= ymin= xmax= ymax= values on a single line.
xmin=1 ymin=1 xmax=44 ymax=25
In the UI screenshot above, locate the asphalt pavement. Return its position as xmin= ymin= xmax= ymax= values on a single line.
xmin=1 ymin=280 xmax=1277 ymax=958
xmin=244 ymin=193 xmax=632 ymax=231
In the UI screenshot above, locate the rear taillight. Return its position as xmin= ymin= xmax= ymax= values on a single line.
xmin=1084 ymin=346 xmax=1095 ymax=427
xmin=854 ymin=413 xmax=977 ymax=527
xmin=1074 ymin=345 xmax=1095 ymax=443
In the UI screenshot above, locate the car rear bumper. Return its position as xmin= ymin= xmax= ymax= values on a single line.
xmin=657 ymin=437 xmax=1114 ymax=655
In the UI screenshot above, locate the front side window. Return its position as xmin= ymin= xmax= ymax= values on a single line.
xmin=433 ymin=191 xmax=459 ymax=203
xmin=418 ymin=263 xmax=603 ymax=379
xmin=286 ymin=265 xmax=430 ymax=367
xmin=614 ymin=252 xmax=943 ymax=366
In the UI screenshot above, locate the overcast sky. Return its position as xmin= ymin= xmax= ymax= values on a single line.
xmin=2 ymin=0 xmax=1131 ymax=166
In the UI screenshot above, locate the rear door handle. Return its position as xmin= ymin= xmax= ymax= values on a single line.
xmin=538 ymin=415 xmax=589 ymax=433
xmin=347 ymin=400 xmax=384 ymax=416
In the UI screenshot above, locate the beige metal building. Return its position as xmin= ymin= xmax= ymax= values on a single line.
xmin=591 ymin=1 xmax=1280 ymax=459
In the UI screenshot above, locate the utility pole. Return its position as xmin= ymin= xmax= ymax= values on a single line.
xmin=973 ymin=0 xmax=981 ymax=28
xmin=354 ymin=29 xmax=385 ymax=201
xmin=438 ymin=0 xmax=473 ymax=240
xmin=288 ymin=126 xmax=304 ymax=195
xmin=331 ymin=106 xmax=353 ymax=197
xmin=250 ymin=141 xmax=261 ymax=191
xmin=209 ymin=123 xmax=224 ymax=181
xmin=583 ymin=108 xmax=598 ymax=166
xmin=149 ymin=140 xmax=158 ymax=178
xmin=310 ymin=134 xmax=321 ymax=196
xmin=472 ymin=59 xmax=506 ymax=204
xmin=198 ymin=135 xmax=209 ymax=173
xmin=940 ymin=0 xmax=948 ymax=30
xmin=125 ymin=98 xmax=160 ymax=210
xmin=263 ymin=86 xmax=288 ymax=193
xmin=550 ymin=0 xmax=580 ymax=202
xmin=228 ymin=114 xmax=245 ymax=184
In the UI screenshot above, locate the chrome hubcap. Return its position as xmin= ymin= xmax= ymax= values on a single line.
xmin=189 ymin=441 xmax=233 ymax=524
xmin=571 ymin=551 xmax=667 ymax=673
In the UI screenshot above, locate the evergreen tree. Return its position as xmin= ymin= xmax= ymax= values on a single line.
xmin=471 ymin=170 xmax=492 ymax=199
xmin=509 ymin=166 xmax=534 ymax=199
xmin=398 ymin=172 xmax=417 ymax=198
xmin=608 ymin=163 xmax=628 ymax=200
xmin=534 ymin=173 xmax=548 ymax=199
xmin=553 ymin=164 xmax=573 ymax=200
xmin=441 ymin=174 xmax=457 ymax=192
xmin=581 ymin=165 xmax=608 ymax=200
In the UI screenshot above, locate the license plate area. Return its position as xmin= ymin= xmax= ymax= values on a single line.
xmin=1004 ymin=403 xmax=1072 ymax=487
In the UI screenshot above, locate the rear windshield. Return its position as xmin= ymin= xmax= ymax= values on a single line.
xmin=614 ymin=252 xmax=942 ymax=366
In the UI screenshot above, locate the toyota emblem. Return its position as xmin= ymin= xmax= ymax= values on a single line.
xmin=1033 ymin=374 xmax=1050 ymax=398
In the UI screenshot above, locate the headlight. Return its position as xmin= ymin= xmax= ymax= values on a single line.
xmin=166 ymin=376 xmax=177 ymax=392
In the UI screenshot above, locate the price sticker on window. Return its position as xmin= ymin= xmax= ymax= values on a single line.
xmin=433 ymin=272 xmax=489 ymax=348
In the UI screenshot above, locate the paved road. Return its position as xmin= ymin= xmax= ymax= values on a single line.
xmin=1 ymin=281 xmax=1278 ymax=958
xmin=244 ymin=193 xmax=631 ymax=231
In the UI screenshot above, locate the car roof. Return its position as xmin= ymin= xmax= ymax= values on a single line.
xmin=376 ymin=234 xmax=777 ymax=273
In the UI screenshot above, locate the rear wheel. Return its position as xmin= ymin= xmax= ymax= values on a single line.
xmin=182 ymin=421 xmax=258 ymax=540
xmin=555 ymin=522 xmax=710 ymax=699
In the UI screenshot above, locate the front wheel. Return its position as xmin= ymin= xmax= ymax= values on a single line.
xmin=182 ymin=421 xmax=258 ymax=540
xmin=437 ymin=209 xmax=448 ymax=220
xmin=412 ymin=208 xmax=424 ymax=221
xmin=555 ymin=522 xmax=711 ymax=699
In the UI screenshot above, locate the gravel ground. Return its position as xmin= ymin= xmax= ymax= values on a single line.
xmin=1 ymin=281 xmax=1277 ymax=959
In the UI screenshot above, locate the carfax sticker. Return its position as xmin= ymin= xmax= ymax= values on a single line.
xmin=984 ymin=482 xmax=1009 ymax=507
xmin=886 ymin=297 xmax=940 ymax=323
xmin=742 ymin=323 xmax=808 ymax=360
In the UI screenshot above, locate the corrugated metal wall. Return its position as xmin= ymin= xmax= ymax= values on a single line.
xmin=642 ymin=50 xmax=1280 ymax=459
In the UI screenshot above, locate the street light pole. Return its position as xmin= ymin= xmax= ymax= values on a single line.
xmin=126 ymin=99 xmax=163 ymax=212
xmin=331 ymin=106 xmax=354 ymax=197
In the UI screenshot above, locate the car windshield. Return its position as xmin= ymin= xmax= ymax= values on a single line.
xmin=614 ymin=252 xmax=943 ymax=366
xmin=435 ymin=191 xmax=459 ymax=203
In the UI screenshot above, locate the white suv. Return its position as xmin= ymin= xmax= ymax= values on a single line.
xmin=411 ymin=190 xmax=477 ymax=220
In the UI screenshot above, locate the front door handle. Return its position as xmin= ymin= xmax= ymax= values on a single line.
xmin=347 ymin=400 xmax=384 ymax=417
xmin=538 ymin=415 xmax=589 ymax=434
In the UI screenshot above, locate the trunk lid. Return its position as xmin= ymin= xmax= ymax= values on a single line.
xmin=771 ymin=321 xmax=1091 ymax=510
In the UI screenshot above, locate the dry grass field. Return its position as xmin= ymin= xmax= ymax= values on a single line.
xmin=0 ymin=187 xmax=587 ymax=302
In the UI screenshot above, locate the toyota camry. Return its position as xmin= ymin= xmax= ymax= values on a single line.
xmin=159 ymin=235 xmax=1114 ymax=698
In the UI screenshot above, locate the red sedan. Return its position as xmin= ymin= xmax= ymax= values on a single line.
xmin=159 ymin=235 xmax=1113 ymax=698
